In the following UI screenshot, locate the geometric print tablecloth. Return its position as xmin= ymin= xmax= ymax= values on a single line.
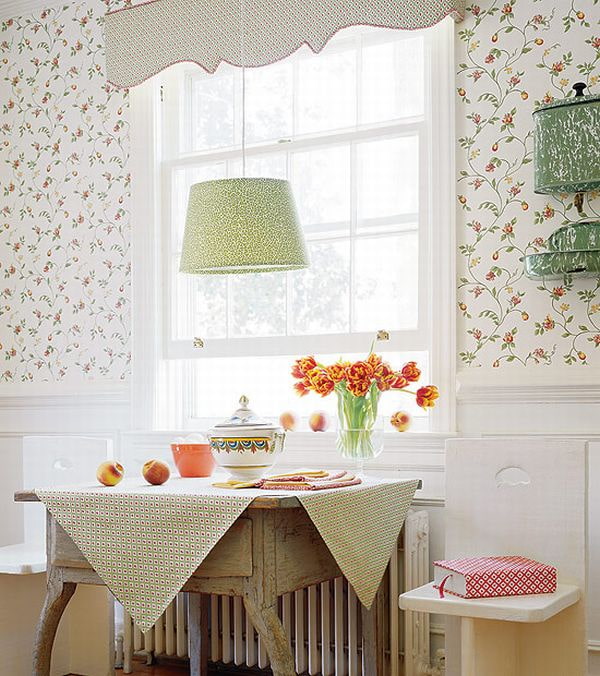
xmin=299 ymin=478 xmax=421 ymax=609
xmin=36 ymin=477 xmax=420 ymax=631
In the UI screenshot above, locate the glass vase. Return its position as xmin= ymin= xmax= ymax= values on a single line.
xmin=335 ymin=383 xmax=384 ymax=475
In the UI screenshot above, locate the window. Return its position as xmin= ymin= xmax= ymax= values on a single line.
xmin=134 ymin=21 xmax=454 ymax=432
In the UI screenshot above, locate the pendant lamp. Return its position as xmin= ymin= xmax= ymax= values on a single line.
xmin=180 ymin=177 xmax=308 ymax=274
xmin=179 ymin=0 xmax=308 ymax=275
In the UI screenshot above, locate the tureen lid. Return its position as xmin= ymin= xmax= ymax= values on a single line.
xmin=210 ymin=395 xmax=280 ymax=432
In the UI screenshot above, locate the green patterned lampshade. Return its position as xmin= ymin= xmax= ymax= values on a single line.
xmin=534 ymin=90 xmax=600 ymax=194
xmin=179 ymin=178 xmax=309 ymax=275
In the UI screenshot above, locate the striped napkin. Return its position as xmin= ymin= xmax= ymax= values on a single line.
xmin=213 ymin=470 xmax=361 ymax=491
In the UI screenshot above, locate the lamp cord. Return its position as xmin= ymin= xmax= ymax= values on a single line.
xmin=240 ymin=0 xmax=246 ymax=177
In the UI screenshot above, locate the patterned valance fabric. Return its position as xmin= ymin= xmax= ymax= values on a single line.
xmin=105 ymin=0 xmax=464 ymax=88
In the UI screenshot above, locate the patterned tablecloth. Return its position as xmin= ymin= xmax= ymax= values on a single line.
xmin=36 ymin=477 xmax=420 ymax=631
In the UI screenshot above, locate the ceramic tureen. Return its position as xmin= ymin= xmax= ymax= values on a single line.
xmin=206 ymin=396 xmax=285 ymax=482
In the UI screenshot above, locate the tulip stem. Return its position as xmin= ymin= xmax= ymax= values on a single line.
xmin=336 ymin=383 xmax=380 ymax=462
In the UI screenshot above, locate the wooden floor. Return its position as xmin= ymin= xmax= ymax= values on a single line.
xmin=114 ymin=664 xmax=188 ymax=674
xmin=108 ymin=658 xmax=269 ymax=675
xmin=67 ymin=659 xmax=270 ymax=675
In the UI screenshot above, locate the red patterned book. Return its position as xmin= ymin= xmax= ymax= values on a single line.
xmin=433 ymin=556 xmax=557 ymax=599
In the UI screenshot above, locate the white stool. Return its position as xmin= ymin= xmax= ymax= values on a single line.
xmin=400 ymin=437 xmax=587 ymax=676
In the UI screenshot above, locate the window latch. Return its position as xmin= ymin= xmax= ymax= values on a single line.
xmin=193 ymin=337 xmax=204 ymax=348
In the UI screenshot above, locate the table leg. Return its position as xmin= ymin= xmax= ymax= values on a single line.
xmin=33 ymin=567 xmax=76 ymax=676
xmin=243 ymin=594 xmax=295 ymax=676
xmin=189 ymin=592 xmax=210 ymax=676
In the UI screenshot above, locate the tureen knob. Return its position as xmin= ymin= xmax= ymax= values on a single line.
xmin=239 ymin=395 xmax=249 ymax=408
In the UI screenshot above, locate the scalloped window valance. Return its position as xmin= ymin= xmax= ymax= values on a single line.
xmin=105 ymin=0 xmax=464 ymax=88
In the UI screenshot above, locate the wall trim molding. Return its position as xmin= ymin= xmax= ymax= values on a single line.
xmin=0 ymin=388 xmax=131 ymax=435
xmin=0 ymin=381 xmax=129 ymax=399
xmin=0 ymin=392 xmax=130 ymax=410
xmin=457 ymin=367 xmax=600 ymax=404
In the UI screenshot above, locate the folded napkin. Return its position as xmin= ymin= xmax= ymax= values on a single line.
xmin=213 ymin=470 xmax=361 ymax=491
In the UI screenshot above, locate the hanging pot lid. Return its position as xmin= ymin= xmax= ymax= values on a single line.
xmin=207 ymin=395 xmax=282 ymax=438
xmin=522 ymin=248 xmax=600 ymax=280
xmin=533 ymin=91 xmax=600 ymax=114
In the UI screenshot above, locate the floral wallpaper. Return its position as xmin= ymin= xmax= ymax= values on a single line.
xmin=456 ymin=0 xmax=600 ymax=368
xmin=0 ymin=0 xmax=130 ymax=383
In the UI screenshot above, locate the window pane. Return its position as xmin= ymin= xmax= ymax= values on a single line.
xmin=361 ymin=37 xmax=424 ymax=124
xmin=290 ymin=240 xmax=350 ymax=335
xmin=192 ymin=276 xmax=228 ymax=340
xmin=246 ymin=63 xmax=293 ymax=144
xmin=229 ymin=153 xmax=287 ymax=179
xmin=357 ymin=136 xmax=419 ymax=224
xmin=172 ymin=258 xmax=194 ymax=340
xmin=172 ymin=164 xmax=227 ymax=250
xmin=353 ymin=233 xmax=418 ymax=331
xmin=229 ymin=273 xmax=286 ymax=338
xmin=172 ymin=257 xmax=227 ymax=340
xmin=297 ymin=50 xmax=356 ymax=134
xmin=188 ymin=73 xmax=234 ymax=152
xmin=292 ymin=145 xmax=350 ymax=232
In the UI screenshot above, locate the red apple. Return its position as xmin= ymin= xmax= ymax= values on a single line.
xmin=142 ymin=459 xmax=170 ymax=486
xmin=96 ymin=460 xmax=124 ymax=486
xmin=309 ymin=411 xmax=329 ymax=432
xmin=279 ymin=411 xmax=298 ymax=431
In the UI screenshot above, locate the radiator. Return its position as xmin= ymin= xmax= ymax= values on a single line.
xmin=117 ymin=510 xmax=430 ymax=675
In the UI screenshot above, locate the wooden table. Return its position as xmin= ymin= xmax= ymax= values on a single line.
xmin=15 ymin=489 xmax=385 ymax=676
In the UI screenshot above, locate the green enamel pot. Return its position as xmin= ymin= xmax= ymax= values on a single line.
xmin=523 ymin=249 xmax=600 ymax=279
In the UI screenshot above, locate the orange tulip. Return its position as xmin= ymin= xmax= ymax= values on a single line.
xmin=347 ymin=360 xmax=374 ymax=382
xmin=367 ymin=353 xmax=382 ymax=369
xmin=347 ymin=377 xmax=371 ymax=397
xmin=401 ymin=361 xmax=421 ymax=382
xmin=416 ymin=385 xmax=439 ymax=408
xmin=327 ymin=361 xmax=349 ymax=383
xmin=293 ymin=378 xmax=311 ymax=397
xmin=391 ymin=373 xmax=409 ymax=389
xmin=307 ymin=367 xmax=335 ymax=397
xmin=374 ymin=362 xmax=395 ymax=391
xmin=291 ymin=356 xmax=317 ymax=379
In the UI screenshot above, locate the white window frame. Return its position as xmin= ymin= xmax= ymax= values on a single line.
xmin=130 ymin=19 xmax=456 ymax=434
